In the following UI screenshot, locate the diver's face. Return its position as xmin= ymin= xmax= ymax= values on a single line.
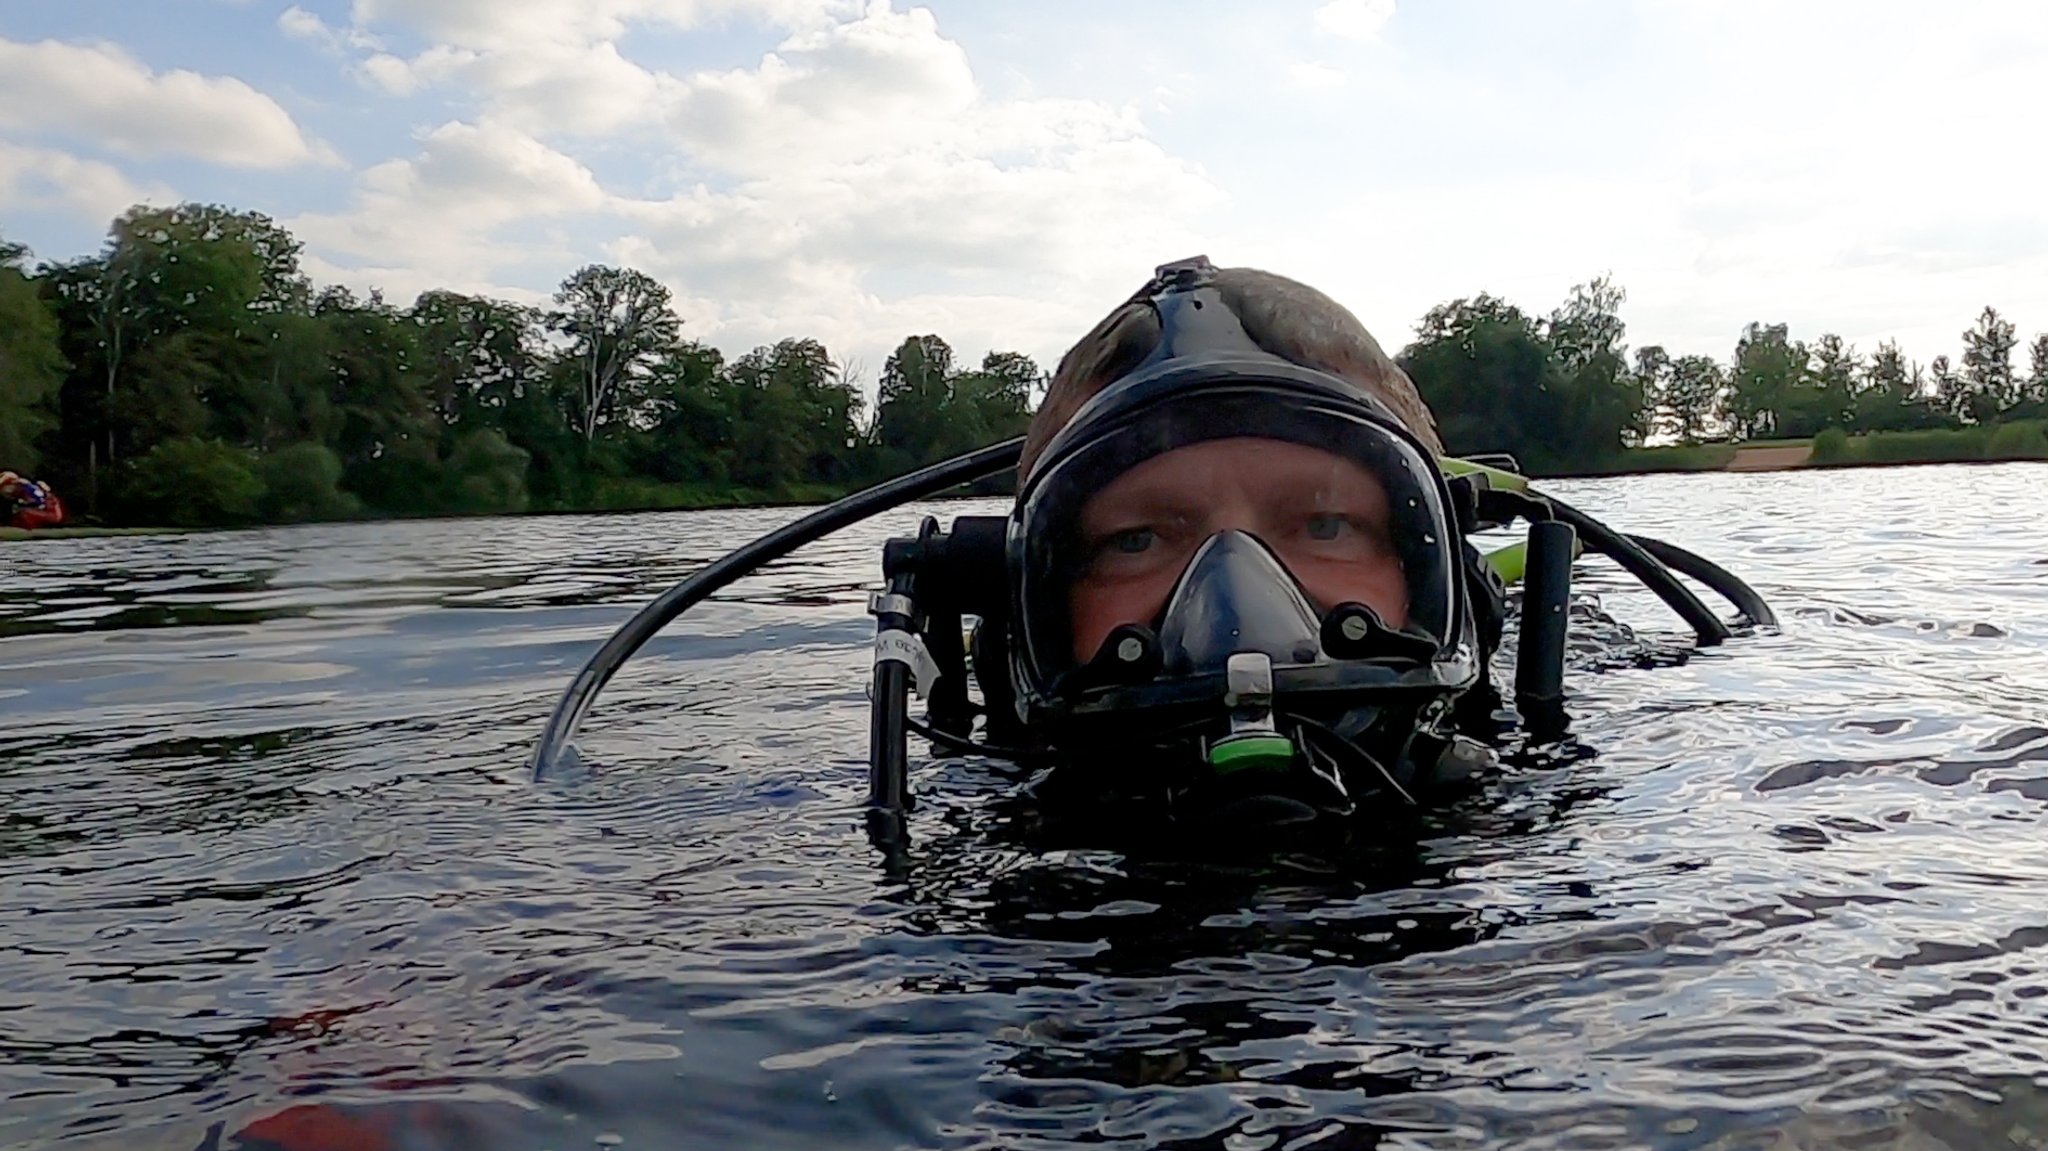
xmin=1070 ymin=437 xmax=1409 ymax=662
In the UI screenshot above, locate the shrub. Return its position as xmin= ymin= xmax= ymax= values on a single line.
xmin=1810 ymin=427 xmax=1851 ymax=464
xmin=112 ymin=438 xmax=265 ymax=527
xmin=443 ymin=429 xmax=531 ymax=515
xmin=1986 ymin=420 xmax=2048 ymax=461
xmin=259 ymin=442 xmax=361 ymax=522
xmin=1852 ymin=426 xmax=1989 ymax=464
xmin=345 ymin=436 xmax=445 ymax=516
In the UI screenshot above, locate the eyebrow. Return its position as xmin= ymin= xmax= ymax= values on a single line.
xmin=1080 ymin=484 xmax=1207 ymax=530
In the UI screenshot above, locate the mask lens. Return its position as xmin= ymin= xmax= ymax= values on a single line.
xmin=1015 ymin=390 xmax=1460 ymax=696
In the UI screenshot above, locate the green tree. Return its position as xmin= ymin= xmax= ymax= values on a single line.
xmin=312 ymin=287 xmax=439 ymax=514
xmin=1932 ymin=354 xmax=1970 ymax=422
xmin=254 ymin=311 xmax=341 ymax=450
xmin=112 ymin=204 xmax=310 ymax=449
xmin=632 ymin=341 xmax=731 ymax=484
xmin=1545 ymin=277 xmax=1643 ymax=453
xmin=1960 ymin=306 xmax=2018 ymax=422
xmin=1862 ymin=340 xmax=1915 ymax=404
xmin=37 ymin=204 xmax=310 ymax=505
xmin=869 ymin=339 xmax=1039 ymax=478
xmin=977 ymin=350 xmax=1046 ymax=408
xmin=1547 ymin=275 xmax=1628 ymax=376
xmin=1852 ymin=340 xmax=1945 ymax=432
xmin=410 ymin=290 xmax=547 ymax=442
xmin=2021 ymin=333 xmax=2048 ymax=417
xmin=1780 ymin=333 xmax=1856 ymax=436
xmin=721 ymin=338 xmax=861 ymax=491
xmin=1664 ymin=354 xmax=1726 ymax=443
xmin=1632 ymin=345 xmax=1672 ymax=440
xmin=872 ymin=334 xmax=957 ymax=476
xmin=549 ymin=265 xmax=683 ymax=443
xmin=1728 ymin=323 xmax=1805 ymax=439
xmin=0 ymin=237 xmax=66 ymax=470
xmin=952 ymin=349 xmax=1039 ymax=445
xmin=1400 ymin=293 xmax=1626 ymax=473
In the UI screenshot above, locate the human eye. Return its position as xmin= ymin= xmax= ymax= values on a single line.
xmin=1294 ymin=510 xmax=1396 ymax=562
xmin=1111 ymin=527 xmax=1156 ymax=554
xmin=1080 ymin=524 xmax=1170 ymax=580
xmin=1305 ymin=512 xmax=1350 ymax=542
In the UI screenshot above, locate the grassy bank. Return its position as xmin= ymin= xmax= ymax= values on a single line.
xmin=1566 ymin=442 xmax=1741 ymax=476
xmin=1810 ymin=421 xmax=2048 ymax=467
xmin=1551 ymin=424 xmax=2048 ymax=478
xmin=0 ymin=525 xmax=197 ymax=541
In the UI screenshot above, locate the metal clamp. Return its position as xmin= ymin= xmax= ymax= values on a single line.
xmin=868 ymin=591 xmax=915 ymax=619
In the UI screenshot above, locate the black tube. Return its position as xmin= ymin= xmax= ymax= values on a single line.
xmin=922 ymin=607 xmax=974 ymax=738
xmin=531 ymin=437 xmax=1025 ymax=779
xmin=1628 ymin=534 xmax=1778 ymax=629
xmin=1542 ymin=495 xmax=1732 ymax=646
xmin=868 ymin=568 xmax=922 ymax=821
xmin=904 ymin=716 xmax=1052 ymax=764
xmin=1515 ymin=520 xmax=1575 ymax=704
xmin=868 ymin=654 xmax=912 ymax=811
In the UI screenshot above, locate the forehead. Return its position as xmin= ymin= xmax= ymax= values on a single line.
xmin=1083 ymin=437 xmax=1389 ymax=509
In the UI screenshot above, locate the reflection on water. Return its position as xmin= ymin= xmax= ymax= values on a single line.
xmin=5 ymin=464 xmax=2048 ymax=1149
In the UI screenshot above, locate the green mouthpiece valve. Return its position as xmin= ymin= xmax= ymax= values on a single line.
xmin=1206 ymin=732 xmax=1297 ymax=774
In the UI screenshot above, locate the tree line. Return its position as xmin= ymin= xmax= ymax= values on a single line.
xmin=5 ymin=203 xmax=2047 ymax=528
xmin=1398 ymin=277 xmax=2048 ymax=474
xmin=0 ymin=203 xmax=1037 ymax=526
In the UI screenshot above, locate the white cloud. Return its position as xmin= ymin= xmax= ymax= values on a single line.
xmin=278 ymin=6 xmax=382 ymax=54
xmin=347 ymin=0 xmax=847 ymax=52
xmin=387 ymin=39 xmax=669 ymax=135
xmin=341 ymin=0 xmax=852 ymax=135
xmin=662 ymin=4 xmax=978 ymax=174
xmin=1313 ymin=0 xmax=1396 ymax=42
xmin=360 ymin=53 xmax=420 ymax=96
xmin=278 ymin=6 xmax=330 ymax=43
xmin=0 ymin=142 xmax=176 ymax=223
xmin=0 ymin=37 xmax=337 ymax=169
xmin=293 ymin=2 xmax=1223 ymax=371
xmin=289 ymin=119 xmax=605 ymax=298
xmin=1286 ymin=61 xmax=1349 ymax=90
xmin=609 ymin=3 xmax=1222 ymax=361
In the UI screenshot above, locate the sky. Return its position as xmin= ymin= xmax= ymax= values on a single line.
xmin=3 ymin=0 xmax=2045 ymax=386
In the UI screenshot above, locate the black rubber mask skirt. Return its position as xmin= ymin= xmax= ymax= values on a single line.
xmin=1155 ymin=531 xmax=1324 ymax=677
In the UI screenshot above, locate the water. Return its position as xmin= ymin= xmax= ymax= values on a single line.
xmin=5 ymin=464 xmax=2048 ymax=1150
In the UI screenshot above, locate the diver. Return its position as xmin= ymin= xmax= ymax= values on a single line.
xmin=532 ymin=257 xmax=1772 ymax=847
xmin=981 ymin=255 xmax=1502 ymax=831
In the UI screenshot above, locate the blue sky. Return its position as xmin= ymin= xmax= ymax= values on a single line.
xmin=4 ymin=0 xmax=2045 ymax=383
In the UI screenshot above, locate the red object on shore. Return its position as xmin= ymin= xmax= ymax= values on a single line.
xmin=1 ymin=471 xmax=64 ymax=529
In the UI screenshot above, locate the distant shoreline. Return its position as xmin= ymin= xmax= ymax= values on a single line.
xmin=1553 ymin=420 xmax=2048 ymax=478
xmin=11 ymin=428 xmax=2046 ymax=540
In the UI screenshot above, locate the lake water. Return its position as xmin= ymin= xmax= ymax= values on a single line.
xmin=6 ymin=464 xmax=2048 ymax=1150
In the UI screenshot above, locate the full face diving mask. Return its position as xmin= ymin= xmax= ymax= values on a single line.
xmin=1003 ymin=270 xmax=1485 ymax=821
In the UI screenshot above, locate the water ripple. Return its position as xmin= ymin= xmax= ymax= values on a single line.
xmin=6 ymin=469 xmax=2048 ymax=1147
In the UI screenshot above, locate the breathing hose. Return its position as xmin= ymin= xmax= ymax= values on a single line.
xmin=529 ymin=438 xmax=1024 ymax=779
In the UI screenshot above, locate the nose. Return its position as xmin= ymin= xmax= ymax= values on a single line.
xmin=1200 ymin=490 xmax=1264 ymax=541
xmin=1154 ymin=531 xmax=1325 ymax=676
